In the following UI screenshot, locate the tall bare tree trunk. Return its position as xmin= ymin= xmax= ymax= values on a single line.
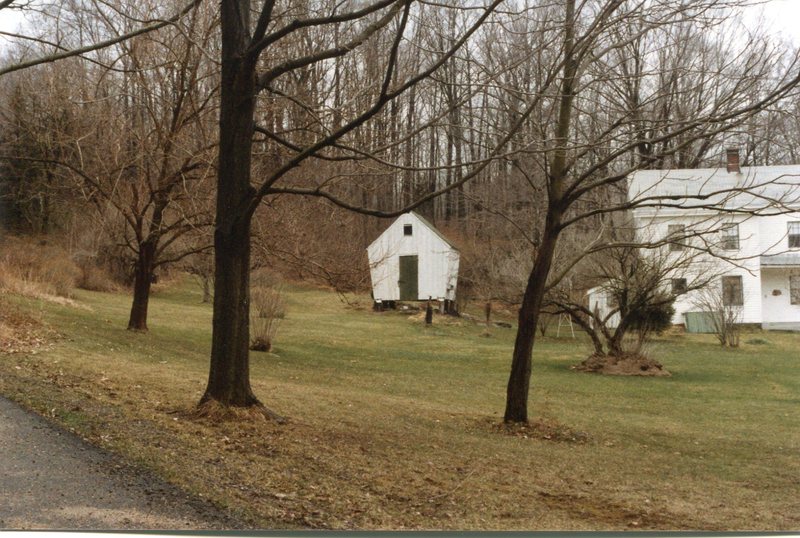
xmin=503 ymin=212 xmax=560 ymax=422
xmin=200 ymin=0 xmax=259 ymax=407
xmin=203 ymin=220 xmax=257 ymax=406
xmin=504 ymin=0 xmax=576 ymax=423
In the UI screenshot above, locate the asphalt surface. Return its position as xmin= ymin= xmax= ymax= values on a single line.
xmin=0 ymin=395 xmax=245 ymax=530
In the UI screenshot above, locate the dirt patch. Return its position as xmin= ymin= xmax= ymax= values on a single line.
xmin=407 ymin=310 xmax=464 ymax=326
xmin=0 ymin=301 xmax=60 ymax=355
xmin=187 ymin=398 xmax=288 ymax=424
xmin=572 ymin=353 xmax=670 ymax=377
xmin=486 ymin=417 xmax=590 ymax=443
xmin=536 ymin=491 xmax=708 ymax=530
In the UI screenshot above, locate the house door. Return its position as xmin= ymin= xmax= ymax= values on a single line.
xmin=398 ymin=255 xmax=419 ymax=301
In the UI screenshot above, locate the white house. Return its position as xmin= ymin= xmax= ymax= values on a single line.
xmin=604 ymin=149 xmax=800 ymax=331
xmin=367 ymin=212 xmax=460 ymax=308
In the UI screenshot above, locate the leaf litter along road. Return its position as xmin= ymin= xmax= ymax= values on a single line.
xmin=0 ymin=396 xmax=246 ymax=530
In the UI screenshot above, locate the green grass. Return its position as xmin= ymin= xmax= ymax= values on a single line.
xmin=1 ymin=278 xmax=798 ymax=530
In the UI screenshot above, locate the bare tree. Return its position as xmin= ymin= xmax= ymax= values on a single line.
xmin=202 ymin=0 xmax=509 ymax=413
xmin=500 ymin=0 xmax=800 ymax=422
xmin=1 ymin=0 xmax=218 ymax=331
xmin=0 ymin=62 xmax=86 ymax=234
xmin=692 ymin=280 xmax=743 ymax=347
xmin=0 ymin=0 xmax=202 ymax=77
xmin=548 ymin=245 xmax=713 ymax=357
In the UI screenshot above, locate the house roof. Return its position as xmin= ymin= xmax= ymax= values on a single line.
xmin=629 ymin=165 xmax=800 ymax=215
xmin=367 ymin=211 xmax=458 ymax=252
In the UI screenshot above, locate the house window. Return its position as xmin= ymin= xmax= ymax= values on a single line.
xmin=667 ymin=224 xmax=685 ymax=251
xmin=721 ymin=224 xmax=739 ymax=250
xmin=788 ymin=222 xmax=800 ymax=249
xmin=722 ymin=275 xmax=744 ymax=306
xmin=403 ymin=224 xmax=413 ymax=236
xmin=671 ymin=278 xmax=688 ymax=295
xmin=791 ymin=275 xmax=800 ymax=305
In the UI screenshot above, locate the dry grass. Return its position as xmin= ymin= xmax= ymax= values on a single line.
xmin=0 ymin=299 xmax=60 ymax=354
xmin=0 ymin=279 xmax=798 ymax=530
xmin=0 ymin=235 xmax=80 ymax=300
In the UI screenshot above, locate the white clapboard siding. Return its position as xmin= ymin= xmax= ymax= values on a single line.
xmin=367 ymin=212 xmax=459 ymax=302
xmin=627 ymin=162 xmax=800 ymax=329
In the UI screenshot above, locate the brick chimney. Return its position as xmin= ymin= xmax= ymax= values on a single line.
xmin=726 ymin=147 xmax=741 ymax=174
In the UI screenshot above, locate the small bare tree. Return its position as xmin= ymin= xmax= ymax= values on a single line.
xmin=548 ymin=245 xmax=712 ymax=358
xmin=185 ymin=248 xmax=214 ymax=303
xmin=250 ymin=286 xmax=286 ymax=352
xmin=250 ymin=269 xmax=286 ymax=353
xmin=693 ymin=283 xmax=743 ymax=347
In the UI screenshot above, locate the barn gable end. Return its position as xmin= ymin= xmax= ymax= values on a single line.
xmin=367 ymin=212 xmax=459 ymax=303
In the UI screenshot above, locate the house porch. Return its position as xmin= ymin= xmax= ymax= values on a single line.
xmin=759 ymin=256 xmax=800 ymax=331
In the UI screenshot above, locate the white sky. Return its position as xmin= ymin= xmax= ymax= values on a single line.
xmin=747 ymin=0 xmax=800 ymax=44
xmin=0 ymin=9 xmax=25 ymax=35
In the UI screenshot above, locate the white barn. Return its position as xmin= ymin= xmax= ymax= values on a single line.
xmin=367 ymin=212 xmax=460 ymax=308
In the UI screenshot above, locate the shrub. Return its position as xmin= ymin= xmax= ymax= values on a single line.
xmin=629 ymin=297 xmax=676 ymax=338
xmin=94 ymin=243 xmax=135 ymax=285
xmin=693 ymin=288 xmax=742 ymax=348
xmin=250 ymin=284 xmax=286 ymax=352
xmin=251 ymin=267 xmax=283 ymax=290
xmin=76 ymin=260 xmax=119 ymax=292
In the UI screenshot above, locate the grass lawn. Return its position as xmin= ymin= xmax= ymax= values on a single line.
xmin=1 ymin=278 xmax=798 ymax=530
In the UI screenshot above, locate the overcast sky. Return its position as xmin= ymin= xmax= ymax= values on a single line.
xmin=750 ymin=0 xmax=800 ymax=43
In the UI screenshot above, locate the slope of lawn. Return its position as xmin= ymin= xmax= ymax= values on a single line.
xmin=1 ymin=278 xmax=798 ymax=530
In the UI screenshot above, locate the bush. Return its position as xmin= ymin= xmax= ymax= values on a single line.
xmin=629 ymin=298 xmax=675 ymax=338
xmin=94 ymin=243 xmax=135 ymax=285
xmin=251 ymin=267 xmax=283 ymax=290
xmin=76 ymin=261 xmax=119 ymax=292
xmin=250 ymin=284 xmax=286 ymax=352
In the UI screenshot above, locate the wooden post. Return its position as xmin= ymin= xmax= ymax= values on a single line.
xmin=426 ymin=298 xmax=433 ymax=325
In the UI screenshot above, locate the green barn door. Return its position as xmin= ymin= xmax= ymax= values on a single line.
xmin=398 ymin=255 xmax=419 ymax=301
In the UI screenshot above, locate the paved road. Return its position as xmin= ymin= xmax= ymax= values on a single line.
xmin=0 ymin=396 xmax=245 ymax=530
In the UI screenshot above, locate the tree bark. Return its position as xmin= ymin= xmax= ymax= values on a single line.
xmin=202 ymin=221 xmax=258 ymax=406
xmin=199 ymin=0 xmax=260 ymax=407
xmin=568 ymin=311 xmax=605 ymax=355
xmin=202 ymin=276 xmax=212 ymax=303
xmin=503 ymin=213 xmax=561 ymax=423
xmin=608 ymin=318 xmax=631 ymax=356
xmin=127 ymin=240 xmax=156 ymax=331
